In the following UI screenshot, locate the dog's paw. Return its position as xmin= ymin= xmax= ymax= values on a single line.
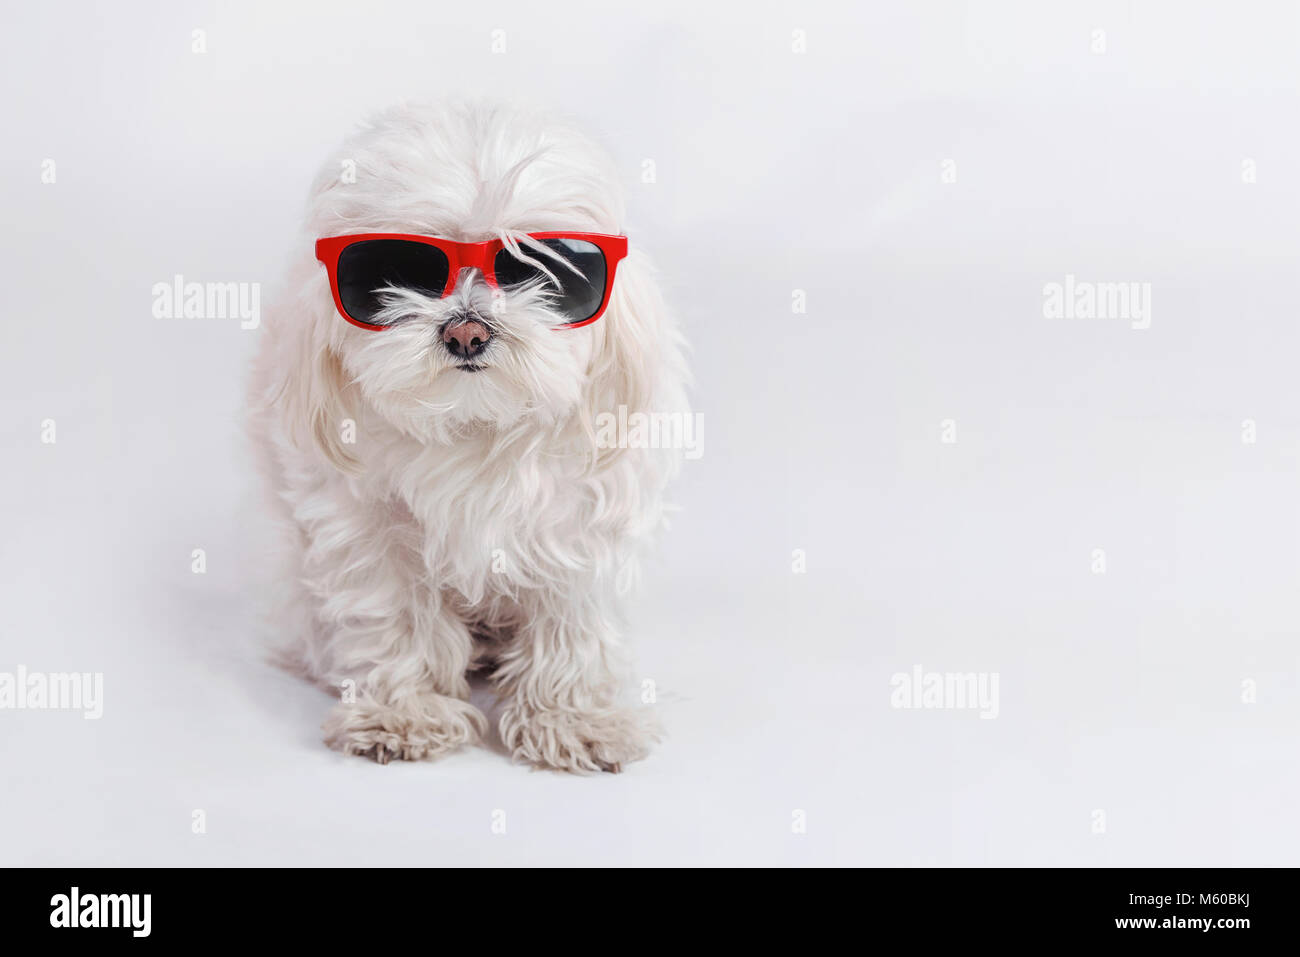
xmin=499 ymin=704 xmax=660 ymax=774
xmin=323 ymin=695 xmax=486 ymax=764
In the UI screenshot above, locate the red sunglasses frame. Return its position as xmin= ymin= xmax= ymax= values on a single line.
xmin=315 ymin=231 xmax=629 ymax=331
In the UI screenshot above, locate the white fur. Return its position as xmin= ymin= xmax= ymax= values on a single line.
xmin=247 ymin=101 xmax=688 ymax=772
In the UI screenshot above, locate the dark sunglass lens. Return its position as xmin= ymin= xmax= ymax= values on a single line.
xmin=493 ymin=238 xmax=607 ymax=322
xmin=336 ymin=240 xmax=449 ymax=325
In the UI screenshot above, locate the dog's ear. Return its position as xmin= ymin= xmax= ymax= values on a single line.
xmin=580 ymin=250 xmax=684 ymax=469
xmin=276 ymin=319 xmax=362 ymax=474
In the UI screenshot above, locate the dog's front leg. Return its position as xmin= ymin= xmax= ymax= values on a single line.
xmin=299 ymin=494 xmax=486 ymax=764
xmin=320 ymin=599 xmax=486 ymax=764
xmin=493 ymin=597 xmax=660 ymax=773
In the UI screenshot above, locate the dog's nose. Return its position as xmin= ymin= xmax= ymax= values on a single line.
xmin=442 ymin=318 xmax=492 ymax=359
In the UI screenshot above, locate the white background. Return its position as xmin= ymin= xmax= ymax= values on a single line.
xmin=2 ymin=1 xmax=1298 ymax=865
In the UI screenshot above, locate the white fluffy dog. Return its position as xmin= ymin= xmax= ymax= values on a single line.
xmin=248 ymin=101 xmax=688 ymax=772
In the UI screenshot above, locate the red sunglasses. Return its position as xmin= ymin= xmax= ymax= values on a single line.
xmin=315 ymin=231 xmax=628 ymax=331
